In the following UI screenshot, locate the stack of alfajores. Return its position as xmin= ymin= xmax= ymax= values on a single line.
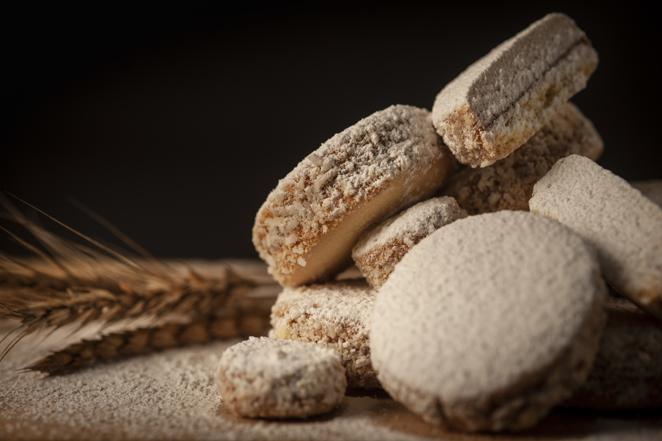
xmin=216 ymin=13 xmax=662 ymax=433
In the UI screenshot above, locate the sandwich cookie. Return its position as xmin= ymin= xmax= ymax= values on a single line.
xmin=432 ymin=13 xmax=597 ymax=167
xmin=253 ymin=105 xmax=454 ymax=286
xmin=352 ymin=197 xmax=467 ymax=287
xmin=443 ymin=103 xmax=602 ymax=214
xmin=565 ymin=295 xmax=662 ymax=409
xmin=270 ymin=281 xmax=378 ymax=388
xmin=371 ymin=211 xmax=606 ymax=432
xmin=218 ymin=337 xmax=346 ymax=418
xmin=530 ymin=155 xmax=662 ymax=320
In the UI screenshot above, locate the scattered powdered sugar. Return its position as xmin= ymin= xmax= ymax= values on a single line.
xmin=1 ymin=280 xmax=659 ymax=441
xmin=0 ymin=323 xmax=427 ymax=441
xmin=252 ymin=105 xmax=448 ymax=283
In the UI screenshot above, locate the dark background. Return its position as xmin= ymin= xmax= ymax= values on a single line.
xmin=2 ymin=2 xmax=660 ymax=259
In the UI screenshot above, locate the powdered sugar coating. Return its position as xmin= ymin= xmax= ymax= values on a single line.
xmin=352 ymin=197 xmax=467 ymax=287
xmin=530 ymin=155 xmax=662 ymax=320
xmin=218 ymin=337 xmax=346 ymax=418
xmin=371 ymin=211 xmax=606 ymax=432
xmin=432 ymin=13 xmax=597 ymax=167
xmin=253 ymin=105 xmax=453 ymax=286
xmin=270 ymin=281 xmax=378 ymax=388
xmin=443 ymin=103 xmax=603 ymax=214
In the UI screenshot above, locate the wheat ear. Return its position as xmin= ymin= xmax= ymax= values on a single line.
xmin=27 ymin=286 xmax=278 ymax=375
xmin=0 ymin=196 xmax=179 ymax=336
xmin=1 ymin=259 xmax=264 ymax=330
xmin=0 ymin=197 xmax=280 ymax=365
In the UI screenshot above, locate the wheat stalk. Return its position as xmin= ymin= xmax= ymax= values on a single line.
xmin=0 ymin=196 xmax=280 ymax=372
xmin=1 ymin=258 xmax=259 ymax=330
xmin=27 ymin=287 xmax=277 ymax=375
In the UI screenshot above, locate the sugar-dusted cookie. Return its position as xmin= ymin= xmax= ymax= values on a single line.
xmin=218 ymin=337 xmax=346 ymax=418
xmin=565 ymin=295 xmax=662 ymax=409
xmin=530 ymin=155 xmax=662 ymax=320
xmin=371 ymin=211 xmax=606 ymax=432
xmin=443 ymin=103 xmax=603 ymax=214
xmin=633 ymin=180 xmax=662 ymax=207
xmin=253 ymin=105 xmax=454 ymax=287
xmin=432 ymin=13 xmax=598 ymax=167
xmin=352 ymin=197 xmax=467 ymax=287
xmin=270 ymin=281 xmax=378 ymax=388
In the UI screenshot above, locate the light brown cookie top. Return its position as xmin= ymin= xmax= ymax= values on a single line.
xmin=218 ymin=337 xmax=346 ymax=418
xmin=632 ymin=180 xmax=662 ymax=207
xmin=270 ymin=281 xmax=378 ymax=388
xmin=530 ymin=155 xmax=662 ymax=321
xmin=565 ymin=295 xmax=662 ymax=409
xmin=352 ymin=197 xmax=467 ymax=287
xmin=253 ymin=105 xmax=454 ymax=287
xmin=371 ymin=211 xmax=606 ymax=432
xmin=443 ymin=103 xmax=603 ymax=214
xmin=432 ymin=13 xmax=597 ymax=167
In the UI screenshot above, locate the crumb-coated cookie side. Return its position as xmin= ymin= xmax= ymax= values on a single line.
xmin=530 ymin=155 xmax=662 ymax=321
xmin=443 ymin=103 xmax=603 ymax=214
xmin=432 ymin=13 xmax=598 ymax=167
xmin=352 ymin=197 xmax=467 ymax=287
xmin=218 ymin=337 xmax=346 ymax=418
xmin=270 ymin=281 xmax=379 ymax=388
xmin=371 ymin=211 xmax=606 ymax=432
xmin=253 ymin=105 xmax=454 ymax=287
xmin=565 ymin=295 xmax=662 ymax=409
